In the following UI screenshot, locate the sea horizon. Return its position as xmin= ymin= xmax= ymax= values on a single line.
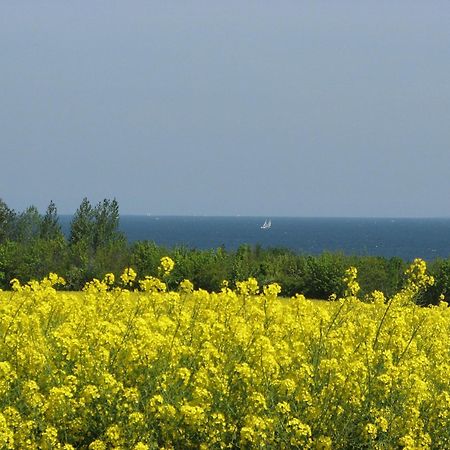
xmin=62 ymin=214 xmax=450 ymax=219
xmin=57 ymin=215 xmax=450 ymax=261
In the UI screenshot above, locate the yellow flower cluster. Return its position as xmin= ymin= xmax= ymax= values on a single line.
xmin=0 ymin=259 xmax=448 ymax=448
xmin=158 ymin=256 xmax=175 ymax=277
xmin=404 ymin=258 xmax=435 ymax=293
xmin=343 ymin=266 xmax=360 ymax=297
xmin=236 ymin=277 xmax=260 ymax=296
xmin=120 ymin=268 xmax=137 ymax=286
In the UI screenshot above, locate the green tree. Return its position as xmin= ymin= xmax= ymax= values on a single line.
xmin=0 ymin=199 xmax=16 ymax=243
xmin=131 ymin=241 xmax=165 ymax=278
xmin=171 ymin=247 xmax=231 ymax=292
xmin=304 ymin=252 xmax=346 ymax=299
xmin=419 ymin=258 xmax=450 ymax=305
xmin=231 ymin=244 xmax=259 ymax=282
xmin=92 ymin=198 xmax=122 ymax=251
xmin=70 ymin=198 xmax=94 ymax=247
xmin=14 ymin=206 xmax=42 ymax=243
xmin=11 ymin=238 xmax=68 ymax=284
xmin=40 ymin=200 xmax=63 ymax=240
xmin=67 ymin=198 xmax=124 ymax=289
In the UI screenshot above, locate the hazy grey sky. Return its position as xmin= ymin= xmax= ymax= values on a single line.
xmin=1 ymin=1 xmax=449 ymax=216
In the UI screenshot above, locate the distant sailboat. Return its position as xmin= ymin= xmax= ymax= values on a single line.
xmin=261 ymin=219 xmax=271 ymax=229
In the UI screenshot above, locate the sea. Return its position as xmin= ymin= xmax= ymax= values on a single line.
xmin=58 ymin=216 xmax=450 ymax=261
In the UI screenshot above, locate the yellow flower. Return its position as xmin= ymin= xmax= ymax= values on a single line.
xmin=179 ymin=279 xmax=194 ymax=293
xmin=287 ymin=418 xmax=312 ymax=447
xmin=263 ymin=282 xmax=282 ymax=297
xmin=236 ymin=277 xmax=259 ymax=295
xmin=314 ymin=435 xmax=332 ymax=450
xmin=133 ymin=444 xmax=149 ymax=450
xmin=88 ymin=441 xmax=107 ymax=450
xmin=275 ymin=401 xmax=291 ymax=414
xmin=343 ymin=266 xmax=360 ymax=297
xmin=180 ymin=404 xmax=206 ymax=427
xmin=120 ymin=267 xmax=137 ymax=285
xmin=249 ymin=392 xmax=267 ymax=411
xmin=404 ymin=258 xmax=434 ymax=293
xmin=139 ymin=275 xmax=166 ymax=292
xmin=10 ymin=278 xmax=21 ymax=291
xmin=375 ymin=416 xmax=389 ymax=433
xmin=159 ymin=256 xmax=175 ymax=276
xmin=103 ymin=273 xmax=115 ymax=285
xmin=105 ymin=424 xmax=123 ymax=446
xmin=0 ymin=412 xmax=14 ymax=448
xmin=1 ymin=265 xmax=450 ymax=448
xmin=364 ymin=423 xmax=378 ymax=440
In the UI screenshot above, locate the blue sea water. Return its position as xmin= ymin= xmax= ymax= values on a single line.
xmin=59 ymin=216 xmax=450 ymax=261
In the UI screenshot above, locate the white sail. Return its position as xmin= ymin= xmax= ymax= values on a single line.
xmin=261 ymin=219 xmax=271 ymax=229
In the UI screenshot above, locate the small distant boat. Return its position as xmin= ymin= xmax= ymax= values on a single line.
xmin=261 ymin=219 xmax=272 ymax=229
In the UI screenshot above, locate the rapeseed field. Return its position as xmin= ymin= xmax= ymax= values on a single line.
xmin=1 ymin=258 xmax=449 ymax=449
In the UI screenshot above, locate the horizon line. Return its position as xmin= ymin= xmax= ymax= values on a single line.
xmin=56 ymin=213 xmax=450 ymax=220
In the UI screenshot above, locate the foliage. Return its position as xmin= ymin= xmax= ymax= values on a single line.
xmin=130 ymin=241 xmax=166 ymax=280
xmin=0 ymin=260 xmax=447 ymax=448
xmin=40 ymin=200 xmax=63 ymax=241
xmin=92 ymin=198 xmax=122 ymax=251
xmin=13 ymin=206 xmax=42 ymax=243
xmin=303 ymin=253 xmax=347 ymax=299
xmin=0 ymin=199 xmax=16 ymax=244
xmin=0 ymin=198 xmax=450 ymax=303
xmin=171 ymin=247 xmax=231 ymax=292
xmin=414 ymin=258 xmax=450 ymax=306
xmin=69 ymin=197 xmax=95 ymax=247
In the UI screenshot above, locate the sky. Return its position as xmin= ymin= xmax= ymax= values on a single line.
xmin=1 ymin=1 xmax=450 ymax=217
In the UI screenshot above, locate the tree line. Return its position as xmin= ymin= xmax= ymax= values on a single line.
xmin=0 ymin=197 xmax=449 ymax=304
